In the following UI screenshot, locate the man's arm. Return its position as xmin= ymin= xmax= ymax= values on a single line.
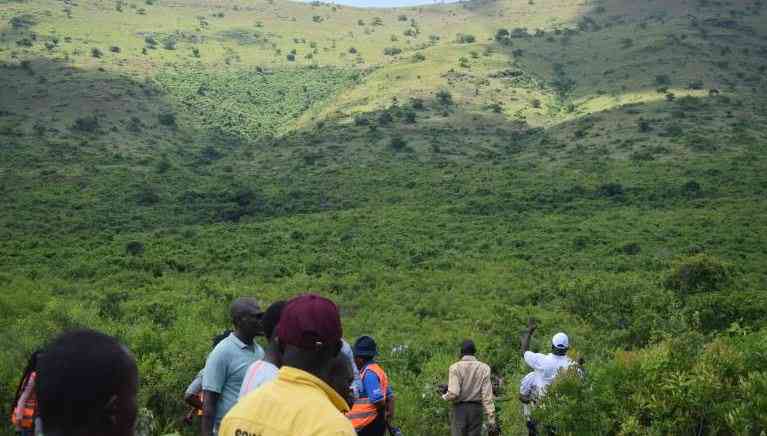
xmin=200 ymin=349 xmax=226 ymax=436
xmin=480 ymin=368 xmax=496 ymax=425
xmin=442 ymin=365 xmax=460 ymax=402
xmin=362 ymin=370 xmax=387 ymax=412
xmin=520 ymin=318 xmax=537 ymax=356
xmin=200 ymin=390 xmax=219 ymax=436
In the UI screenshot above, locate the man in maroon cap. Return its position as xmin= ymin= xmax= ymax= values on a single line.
xmin=219 ymin=294 xmax=356 ymax=436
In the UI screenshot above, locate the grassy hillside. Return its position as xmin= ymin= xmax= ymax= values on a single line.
xmin=2 ymin=0 xmax=767 ymax=434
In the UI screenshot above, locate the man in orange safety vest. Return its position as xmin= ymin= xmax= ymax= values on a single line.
xmin=346 ymin=336 xmax=394 ymax=436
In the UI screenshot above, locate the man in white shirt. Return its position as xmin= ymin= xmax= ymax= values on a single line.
xmin=519 ymin=319 xmax=574 ymax=436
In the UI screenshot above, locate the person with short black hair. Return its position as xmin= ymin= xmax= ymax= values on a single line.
xmin=440 ymin=339 xmax=497 ymax=436
xmin=37 ymin=329 xmax=138 ymax=436
xmin=201 ymin=297 xmax=265 ymax=436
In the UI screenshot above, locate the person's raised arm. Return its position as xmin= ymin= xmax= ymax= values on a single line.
xmin=520 ymin=318 xmax=537 ymax=357
xmin=200 ymin=390 xmax=219 ymax=436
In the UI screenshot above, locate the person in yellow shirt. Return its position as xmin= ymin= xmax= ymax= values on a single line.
xmin=219 ymin=294 xmax=356 ymax=436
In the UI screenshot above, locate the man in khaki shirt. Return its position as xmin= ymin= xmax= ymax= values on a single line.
xmin=440 ymin=340 xmax=498 ymax=436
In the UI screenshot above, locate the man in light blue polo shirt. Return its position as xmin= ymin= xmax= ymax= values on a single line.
xmin=201 ymin=297 xmax=264 ymax=436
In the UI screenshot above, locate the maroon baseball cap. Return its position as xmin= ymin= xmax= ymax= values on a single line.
xmin=277 ymin=294 xmax=342 ymax=349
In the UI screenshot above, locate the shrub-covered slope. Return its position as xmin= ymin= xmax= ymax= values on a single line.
xmin=1 ymin=0 xmax=766 ymax=434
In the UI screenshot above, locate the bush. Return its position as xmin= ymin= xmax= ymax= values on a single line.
xmin=436 ymin=89 xmax=453 ymax=106
xmin=455 ymin=33 xmax=476 ymax=43
xmin=665 ymin=254 xmax=732 ymax=295
xmin=402 ymin=110 xmax=416 ymax=124
xmin=10 ymin=14 xmax=37 ymax=29
xmin=312 ymin=15 xmax=323 ymax=23
xmin=688 ymin=80 xmax=704 ymax=90
xmin=348 ymin=47 xmax=357 ymax=54
xmin=91 ymin=47 xmax=103 ymax=58
xmin=389 ymin=134 xmax=406 ymax=151
xmin=353 ymin=115 xmax=369 ymax=126
xmin=596 ymin=183 xmax=624 ymax=198
xmin=136 ymin=186 xmax=160 ymax=206
xmin=73 ymin=116 xmax=99 ymax=132
xmin=410 ymin=97 xmax=424 ymax=110
xmin=192 ymin=47 xmax=200 ymax=58
xmin=358 ymin=19 xmax=364 ymax=26
xmin=655 ymin=74 xmax=671 ymax=86
xmin=383 ymin=47 xmax=402 ymax=56
xmin=158 ymin=112 xmax=176 ymax=127
xmin=110 ymin=46 xmax=121 ymax=53
xmin=412 ymin=52 xmax=425 ymax=62
xmin=163 ymin=38 xmax=177 ymax=50
xmin=372 ymin=17 xmax=383 ymax=26
xmin=495 ymin=28 xmax=510 ymax=42
xmin=125 ymin=241 xmax=145 ymax=256
xmin=145 ymin=36 xmax=158 ymax=48
xmin=377 ymin=111 xmax=393 ymax=126
xmin=398 ymin=14 xmax=408 ymax=21
xmin=286 ymin=53 xmax=296 ymax=61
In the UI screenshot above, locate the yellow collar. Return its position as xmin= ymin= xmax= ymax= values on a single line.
xmin=279 ymin=366 xmax=350 ymax=413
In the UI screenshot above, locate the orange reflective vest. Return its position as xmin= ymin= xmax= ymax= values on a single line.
xmin=11 ymin=372 xmax=36 ymax=430
xmin=347 ymin=363 xmax=389 ymax=430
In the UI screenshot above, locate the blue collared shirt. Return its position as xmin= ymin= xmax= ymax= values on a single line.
xmin=202 ymin=333 xmax=264 ymax=430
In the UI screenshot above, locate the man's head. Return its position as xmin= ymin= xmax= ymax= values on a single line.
xmin=551 ymin=332 xmax=569 ymax=356
xmin=352 ymin=335 xmax=377 ymax=368
xmin=327 ymin=354 xmax=355 ymax=408
xmin=460 ymin=339 xmax=477 ymax=357
xmin=277 ymin=294 xmax=343 ymax=383
xmin=230 ymin=297 xmax=263 ymax=341
xmin=262 ymin=300 xmax=287 ymax=342
xmin=37 ymin=329 xmax=138 ymax=436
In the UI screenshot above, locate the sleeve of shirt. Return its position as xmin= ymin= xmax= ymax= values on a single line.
xmin=363 ymin=370 xmax=385 ymax=404
xmin=480 ymin=367 xmax=496 ymax=424
xmin=202 ymin=347 xmax=227 ymax=393
xmin=524 ymin=351 xmax=545 ymax=370
xmin=443 ymin=364 xmax=460 ymax=402
xmin=185 ymin=370 xmax=203 ymax=397
xmin=342 ymin=342 xmax=363 ymax=395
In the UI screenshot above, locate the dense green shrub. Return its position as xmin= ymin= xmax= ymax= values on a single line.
xmin=389 ymin=134 xmax=406 ymax=151
xmin=454 ymin=33 xmax=476 ymax=43
xmin=158 ymin=112 xmax=176 ymax=127
xmin=538 ymin=331 xmax=767 ymax=434
xmin=384 ymin=47 xmax=402 ymax=56
xmin=436 ymin=89 xmax=453 ymax=105
xmin=91 ymin=47 xmax=103 ymax=58
xmin=665 ymin=254 xmax=732 ymax=296
xmin=73 ymin=116 xmax=99 ymax=132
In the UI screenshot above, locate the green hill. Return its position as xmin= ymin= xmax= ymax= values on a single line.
xmin=1 ymin=0 xmax=766 ymax=433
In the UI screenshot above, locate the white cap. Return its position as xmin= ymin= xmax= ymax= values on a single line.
xmin=552 ymin=332 xmax=569 ymax=349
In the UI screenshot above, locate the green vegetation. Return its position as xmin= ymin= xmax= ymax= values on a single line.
xmin=1 ymin=0 xmax=767 ymax=434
